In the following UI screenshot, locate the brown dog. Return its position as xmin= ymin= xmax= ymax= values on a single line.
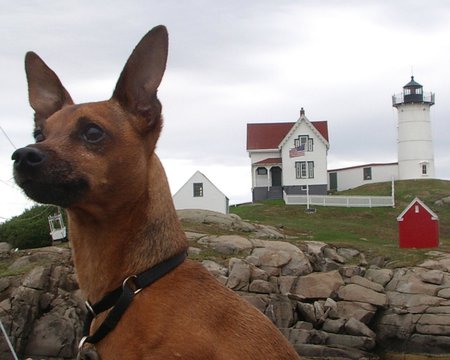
xmin=12 ymin=26 xmax=301 ymax=359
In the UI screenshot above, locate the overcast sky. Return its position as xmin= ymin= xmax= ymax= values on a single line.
xmin=1 ymin=0 xmax=449 ymax=221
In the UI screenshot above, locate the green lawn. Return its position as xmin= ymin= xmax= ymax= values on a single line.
xmin=230 ymin=179 xmax=450 ymax=267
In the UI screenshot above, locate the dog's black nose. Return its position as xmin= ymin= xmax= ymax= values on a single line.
xmin=12 ymin=146 xmax=46 ymax=170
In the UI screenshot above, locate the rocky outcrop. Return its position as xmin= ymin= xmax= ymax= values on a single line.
xmin=0 ymin=246 xmax=84 ymax=360
xmin=2 ymin=210 xmax=450 ymax=359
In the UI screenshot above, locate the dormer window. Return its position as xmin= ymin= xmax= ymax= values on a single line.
xmin=294 ymin=135 xmax=314 ymax=152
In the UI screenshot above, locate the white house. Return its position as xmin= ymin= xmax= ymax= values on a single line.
xmin=328 ymin=162 xmax=398 ymax=192
xmin=247 ymin=108 xmax=329 ymax=202
xmin=173 ymin=171 xmax=229 ymax=214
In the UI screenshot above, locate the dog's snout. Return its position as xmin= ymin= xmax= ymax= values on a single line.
xmin=12 ymin=146 xmax=46 ymax=170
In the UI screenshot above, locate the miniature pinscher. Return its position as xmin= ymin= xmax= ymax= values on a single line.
xmin=12 ymin=25 xmax=301 ymax=359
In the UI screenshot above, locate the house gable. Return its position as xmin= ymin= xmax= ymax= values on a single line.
xmin=279 ymin=115 xmax=329 ymax=151
xmin=173 ymin=171 xmax=229 ymax=214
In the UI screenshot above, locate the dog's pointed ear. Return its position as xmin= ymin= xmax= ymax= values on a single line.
xmin=25 ymin=52 xmax=74 ymax=125
xmin=112 ymin=25 xmax=168 ymax=131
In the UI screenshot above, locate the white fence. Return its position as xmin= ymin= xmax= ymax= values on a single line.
xmin=284 ymin=192 xmax=394 ymax=208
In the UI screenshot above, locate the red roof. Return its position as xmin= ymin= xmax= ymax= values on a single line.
xmin=247 ymin=121 xmax=329 ymax=150
xmin=254 ymin=157 xmax=282 ymax=165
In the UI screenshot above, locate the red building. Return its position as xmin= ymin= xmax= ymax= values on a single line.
xmin=397 ymin=197 xmax=439 ymax=248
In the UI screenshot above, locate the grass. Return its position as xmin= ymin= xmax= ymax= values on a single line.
xmin=230 ymin=179 xmax=450 ymax=268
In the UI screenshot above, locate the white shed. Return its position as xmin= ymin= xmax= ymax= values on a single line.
xmin=173 ymin=171 xmax=229 ymax=214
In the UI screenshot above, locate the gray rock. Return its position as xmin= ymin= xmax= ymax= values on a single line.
xmin=265 ymin=295 xmax=295 ymax=328
xmin=293 ymin=344 xmax=376 ymax=360
xmin=421 ymin=270 xmax=444 ymax=285
xmin=345 ymin=317 xmax=376 ymax=338
xmin=340 ymin=265 xmax=364 ymax=278
xmin=249 ymin=280 xmax=275 ymax=294
xmin=294 ymin=271 xmax=344 ymax=299
xmin=336 ymin=301 xmax=377 ymax=324
xmin=323 ymin=247 xmax=345 ymax=264
xmin=376 ymin=312 xmax=417 ymax=340
xmin=338 ymin=284 xmax=388 ymax=307
xmin=325 ymin=332 xmax=376 ymax=351
xmin=8 ymin=256 xmax=31 ymax=271
xmin=297 ymin=302 xmax=317 ymax=324
xmin=198 ymin=235 xmax=253 ymax=255
xmin=22 ymin=266 xmax=50 ymax=290
xmin=25 ymin=312 xmax=77 ymax=358
xmin=226 ymin=259 xmax=250 ymax=291
xmin=438 ymin=288 xmax=450 ymax=299
xmin=349 ymin=275 xmax=384 ymax=293
xmin=322 ymin=318 xmax=346 ymax=334
xmin=278 ymin=276 xmax=296 ymax=295
xmin=281 ymin=251 xmax=313 ymax=277
xmin=248 ymin=248 xmax=291 ymax=268
xmin=201 ymin=260 xmax=228 ymax=277
xmin=416 ymin=313 xmax=450 ymax=335
xmin=337 ymin=248 xmax=360 ymax=259
xmin=365 ymin=268 xmax=393 ymax=286
xmin=387 ymin=291 xmax=443 ymax=309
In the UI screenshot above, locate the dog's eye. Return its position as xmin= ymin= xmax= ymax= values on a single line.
xmin=33 ymin=129 xmax=45 ymax=143
xmin=83 ymin=125 xmax=105 ymax=143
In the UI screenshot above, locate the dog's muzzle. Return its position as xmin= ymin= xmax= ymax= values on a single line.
xmin=12 ymin=146 xmax=47 ymax=172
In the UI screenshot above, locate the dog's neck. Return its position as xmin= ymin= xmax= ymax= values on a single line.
xmin=67 ymin=154 xmax=188 ymax=303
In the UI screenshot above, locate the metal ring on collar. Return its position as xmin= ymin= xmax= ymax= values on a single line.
xmin=122 ymin=275 xmax=143 ymax=295
xmin=78 ymin=336 xmax=88 ymax=350
xmin=85 ymin=301 xmax=96 ymax=317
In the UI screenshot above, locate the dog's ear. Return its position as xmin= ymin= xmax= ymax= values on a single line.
xmin=112 ymin=25 xmax=168 ymax=131
xmin=25 ymin=52 xmax=74 ymax=126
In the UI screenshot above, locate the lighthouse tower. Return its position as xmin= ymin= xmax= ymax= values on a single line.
xmin=392 ymin=76 xmax=435 ymax=180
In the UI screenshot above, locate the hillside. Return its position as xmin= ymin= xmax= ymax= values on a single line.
xmin=230 ymin=179 xmax=450 ymax=267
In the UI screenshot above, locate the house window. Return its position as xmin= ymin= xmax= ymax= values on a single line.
xmin=295 ymin=161 xmax=314 ymax=179
xmin=363 ymin=167 xmax=372 ymax=180
xmin=294 ymin=135 xmax=313 ymax=152
xmin=422 ymin=164 xmax=428 ymax=175
xmin=256 ymin=167 xmax=267 ymax=175
xmin=193 ymin=183 xmax=203 ymax=197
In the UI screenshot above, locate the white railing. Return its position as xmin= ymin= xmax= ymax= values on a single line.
xmin=283 ymin=192 xmax=394 ymax=208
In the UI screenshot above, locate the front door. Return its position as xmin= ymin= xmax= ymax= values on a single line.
xmin=271 ymin=167 xmax=282 ymax=187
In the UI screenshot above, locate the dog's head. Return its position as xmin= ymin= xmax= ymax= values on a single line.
xmin=12 ymin=26 xmax=168 ymax=209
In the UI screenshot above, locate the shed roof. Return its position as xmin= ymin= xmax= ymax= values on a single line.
xmin=397 ymin=197 xmax=439 ymax=221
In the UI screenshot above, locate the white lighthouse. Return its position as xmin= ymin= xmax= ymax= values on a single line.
xmin=392 ymin=76 xmax=435 ymax=180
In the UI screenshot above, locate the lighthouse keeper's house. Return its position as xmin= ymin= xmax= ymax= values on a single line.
xmin=247 ymin=108 xmax=329 ymax=202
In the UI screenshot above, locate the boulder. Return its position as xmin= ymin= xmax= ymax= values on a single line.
xmin=226 ymin=259 xmax=250 ymax=291
xmin=335 ymin=301 xmax=377 ymax=324
xmin=249 ymin=280 xmax=275 ymax=294
xmin=421 ymin=270 xmax=444 ymax=285
xmin=247 ymin=248 xmax=291 ymax=268
xmin=201 ymin=260 xmax=228 ymax=277
xmin=349 ymin=275 xmax=384 ymax=293
xmin=365 ymin=268 xmax=393 ymax=286
xmin=265 ymin=295 xmax=295 ymax=328
xmin=281 ymin=252 xmax=313 ymax=277
xmin=198 ymin=235 xmax=253 ymax=255
xmin=345 ymin=317 xmax=376 ymax=338
xmin=322 ymin=318 xmax=346 ymax=334
xmin=416 ymin=313 xmax=450 ymax=335
xmin=293 ymin=271 xmax=344 ymax=299
xmin=338 ymin=284 xmax=388 ymax=307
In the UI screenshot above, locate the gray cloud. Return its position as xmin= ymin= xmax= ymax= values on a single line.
xmin=1 ymin=0 xmax=449 ymax=220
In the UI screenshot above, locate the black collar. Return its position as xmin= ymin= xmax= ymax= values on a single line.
xmin=78 ymin=252 xmax=187 ymax=350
